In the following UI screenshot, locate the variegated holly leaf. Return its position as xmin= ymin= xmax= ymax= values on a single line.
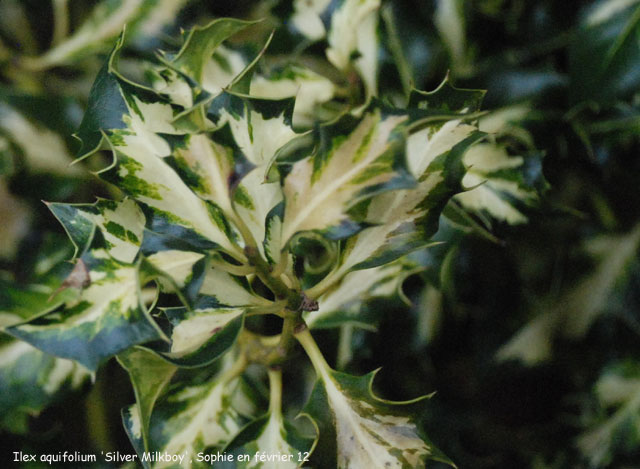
xmin=124 ymin=358 xmax=252 ymax=468
xmin=4 ymin=244 xmax=208 ymax=371
xmin=222 ymin=370 xmax=316 ymax=468
xmin=168 ymin=133 xmax=236 ymax=216
xmin=169 ymin=18 xmax=253 ymax=87
xmin=0 ymin=102 xmax=82 ymax=176
xmin=305 ymin=259 xmax=412 ymax=329
xmin=75 ymin=34 xmax=245 ymax=261
xmin=307 ymin=130 xmax=484 ymax=297
xmin=21 ymin=0 xmax=188 ymax=71
xmin=291 ymin=0 xmax=381 ymax=101
xmin=0 ymin=338 xmax=90 ymax=433
xmin=47 ymin=198 xmax=145 ymax=261
xmin=299 ymin=80 xmax=487 ymax=296
xmin=326 ymin=0 xmax=380 ymax=100
xmin=280 ymin=109 xmax=413 ymax=246
xmin=297 ymin=330 xmax=455 ymax=468
xmin=498 ymin=223 xmax=640 ymax=365
xmin=453 ymin=143 xmax=540 ymax=225
xmin=251 ymin=64 xmax=336 ymax=127
xmin=153 ymin=303 xmax=245 ymax=368
xmin=577 ymin=361 xmax=640 ymax=467
xmin=118 ymin=346 xmax=177 ymax=451
xmin=234 ymin=167 xmax=285 ymax=263
xmin=207 ymin=92 xmax=298 ymax=169
xmin=200 ymin=264 xmax=273 ymax=308
xmin=221 ymin=414 xmax=315 ymax=468
xmin=145 ymin=249 xmax=208 ymax=306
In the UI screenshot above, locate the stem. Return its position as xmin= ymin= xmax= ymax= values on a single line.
xmin=209 ymin=257 xmax=254 ymax=276
xmin=245 ymin=245 xmax=302 ymax=309
xmin=277 ymin=313 xmax=299 ymax=359
xmin=219 ymin=353 xmax=248 ymax=386
xmin=304 ymin=270 xmax=338 ymax=299
xmin=270 ymin=250 xmax=289 ymax=279
xmin=52 ymin=0 xmax=70 ymax=46
xmin=336 ymin=324 xmax=354 ymax=370
xmin=295 ymin=327 xmax=332 ymax=381
xmin=267 ymin=368 xmax=283 ymax=416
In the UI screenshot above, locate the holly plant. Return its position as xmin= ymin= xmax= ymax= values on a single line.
xmin=3 ymin=2 xmax=541 ymax=467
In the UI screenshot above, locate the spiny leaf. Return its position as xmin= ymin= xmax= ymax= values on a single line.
xmin=453 ymin=143 xmax=540 ymax=224
xmin=118 ymin=346 xmax=177 ymax=452
xmin=153 ymin=304 xmax=245 ymax=368
xmin=126 ymin=357 xmax=252 ymax=468
xmin=308 ymin=130 xmax=484 ymax=297
xmin=251 ymin=64 xmax=336 ymax=127
xmin=297 ymin=330 xmax=455 ymax=468
xmin=305 ymin=259 xmax=411 ymax=329
xmin=76 ymin=34 xmax=245 ymax=260
xmin=5 ymin=248 xmax=163 ymax=371
xmin=207 ymin=91 xmax=298 ymax=168
xmin=280 ymin=109 xmax=413 ymax=246
xmin=170 ymin=18 xmax=254 ymax=85
xmin=47 ymin=198 xmax=145 ymax=261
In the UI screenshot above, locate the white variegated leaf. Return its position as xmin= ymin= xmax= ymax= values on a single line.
xmin=290 ymin=0 xmax=332 ymax=41
xmin=297 ymin=330 xmax=454 ymax=468
xmin=454 ymin=143 xmax=537 ymax=224
xmin=5 ymin=248 xmax=169 ymax=371
xmin=75 ymin=35 xmax=244 ymax=261
xmin=172 ymin=134 xmax=235 ymax=213
xmin=290 ymin=0 xmax=380 ymax=100
xmin=222 ymin=369 xmax=316 ymax=468
xmin=251 ymin=65 xmax=336 ymax=127
xmin=22 ymin=0 xmax=184 ymax=70
xmin=307 ymin=128 xmax=484 ymax=297
xmin=0 ymin=103 xmax=81 ymax=175
xmin=305 ymin=260 xmax=408 ymax=329
xmin=210 ymin=93 xmax=298 ymax=169
xmin=48 ymin=198 xmax=145 ymax=262
xmin=146 ymin=250 xmax=205 ymax=294
xmin=134 ymin=357 xmax=250 ymax=468
xmin=200 ymin=266 xmax=272 ymax=308
xmin=118 ymin=346 xmax=177 ymax=452
xmin=201 ymin=45 xmax=247 ymax=97
xmin=498 ymin=224 xmax=640 ymax=365
xmin=168 ymin=307 xmax=243 ymax=357
xmin=326 ymin=0 xmax=380 ymax=100
xmin=281 ymin=111 xmax=409 ymax=245
xmin=233 ymin=167 xmax=284 ymax=262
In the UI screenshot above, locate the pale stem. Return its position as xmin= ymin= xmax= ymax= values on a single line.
xmin=52 ymin=0 xmax=70 ymax=46
xmin=267 ymin=368 xmax=283 ymax=416
xmin=295 ymin=328 xmax=332 ymax=382
xmin=336 ymin=324 xmax=354 ymax=370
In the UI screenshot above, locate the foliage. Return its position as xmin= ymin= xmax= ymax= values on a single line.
xmin=0 ymin=1 xmax=639 ymax=468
